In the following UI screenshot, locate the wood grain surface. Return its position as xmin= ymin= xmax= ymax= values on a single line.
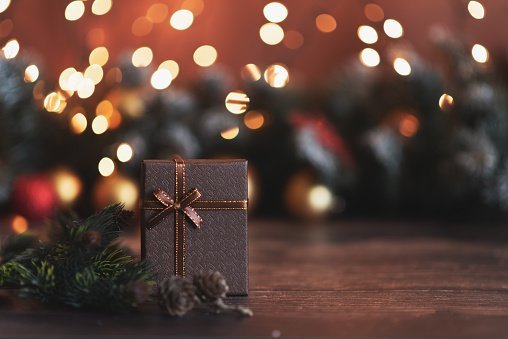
xmin=1 ymin=220 xmax=508 ymax=338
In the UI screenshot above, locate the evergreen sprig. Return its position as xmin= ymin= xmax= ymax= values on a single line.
xmin=0 ymin=204 xmax=154 ymax=312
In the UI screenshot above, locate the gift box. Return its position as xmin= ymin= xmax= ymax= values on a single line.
xmin=141 ymin=158 xmax=248 ymax=295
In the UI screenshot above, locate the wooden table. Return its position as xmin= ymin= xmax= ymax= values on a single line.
xmin=1 ymin=220 xmax=508 ymax=338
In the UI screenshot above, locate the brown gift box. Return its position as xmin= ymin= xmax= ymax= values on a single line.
xmin=141 ymin=158 xmax=248 ymax=295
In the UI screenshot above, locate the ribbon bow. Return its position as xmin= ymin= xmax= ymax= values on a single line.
xmin=147 ymin=187 xmax=203 ymax=229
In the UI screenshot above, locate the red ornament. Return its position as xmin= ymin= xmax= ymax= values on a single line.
xmin=11 ymin=174 xmax=58 ymax=221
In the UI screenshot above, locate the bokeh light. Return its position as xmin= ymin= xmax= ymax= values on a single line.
xmin=170 ymin=9 xmax=194 ymax=30
xmin=89 ymin=46 xmax=109 ymax=66
xmin=241 ymin=64 xmax=262 ymax=81
xmin=225 ymin=90 xmax=250 ymax=114
xmin=24 ymin=65 xmax=39 ymax=83
xmin=244 ymin=111 xmax=265 ymax=130
xmin=471 ymin=43 xmax=489 ymax=63
xmin=11 ymin=215 xmax=28 ymax=234
xmin=2 ymin=39 xmax=19 ymax=59
xmin=65 ymin=1 xmax=85 ymax=21
xmin=439 ymin=93 xmax=454 ymax=111
xmin=117 ymin=143 xmax=134 ymax=162
xmin=159 ymin=60 xmax=180 ymax=80
xmin=315 ymin=14 xmax=337 ymax=33
xmin=364 ymin=3 xmax=384 ymax=22
xmin=181 ymin=0 xmax=205 ymax=16
xmin=150 ymin=68 xmax=173 ymax=90
xmin=92 ymin=0 xmax=112 ymax=16
xmin=393 ymin=57 xmax=411 ymax=76
xmin=0 ymin=0 xmax=11 ymax=14
xmin=147 ymin=3 xmax=169 ymax=23
xmin=220 ymin=126 xmax=240 ymax=140
xmin=359 ymin=48 xmax=380 ymax=67
xmin=52 ymin=169 xmax=82 ymax=204
xmin=96 ymin=100 xmax=114 ymax=117
xmin=263 ymin=2 xmax=288 ymax=23
xmin=84 ymin=64 xmax=104 ymax=85
xmin=59 ymin=67 xmax=77 ymax=91
xmin=264 ymin=64 xmax=289 ymax=88
xmin=357 ymin=25 xmax=378 ymax=44
xmin=77 ymin=78 xmax=95 ymax=98
xmin=193 ymin=45 xmax=217 ymax=67
xmin=308 ymin=185 xmax=333 ymax=214
xmin=44 ymin=92 xmax=65 ymax=113
xmin=98 ymin=157 xmax=115 ymax=177
xmin=468 ymin=1 xmax=485 ymax=20
xmin=259 ymin=23 xmax=284 ymax=45
xmin=132 ymin=46 xmax=153 ymax=67
xmin=132 ymin=16 xmax=153 ymax=37
xmin=70 ymin=112 xmax=88 ymax=134
xmin=284 ymin=30 xmax=304 ymax=49
xmin=399 ymin=114 xmax=419 ymax=137
xmin=92 ymin=115 xmax=109 ymax=134
xmin=383 ymin=19 xmax=403 ymax=38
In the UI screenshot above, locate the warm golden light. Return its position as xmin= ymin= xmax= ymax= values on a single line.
xmin=44 ymin=92 xmax=63 ymax=113
xmin=439 ymin=93 xmax=454 ymax=111
xmin=315 ymin=14 xmax=337 ymax=33
xmin=67 ymin=71 xmax=84 ymax=92
xmin=170 ymin=9 xmax=194 ymax=30
xmin=383 ymin=19 xmax=403 ymax=38
xmin=241 ymin=64 xmax=262 ymax=82
xmin=259 ymin=23 xmax=284 ymax=45
xmin=0 ymin=0 xmax=11 ymax=14
xmin=109 ymin=110 xmax=122 ymax=129
xmin=308 ymin=185 xmax=333 ymax=213
xmin=244 ymin=111 xmax=265 ymax=130
xmin=159 ymin=60 xmax=180 ymax=80
xmin=150 ymin=69 xmax=173 ymax=90
xmin=364 ymin=3 xmax=384 ymax=22
xmin=472 ymin=43 xmax=489 ymax=63
xmin=117 ymin=143 xmax=133 ymax=162
xmin=399 ymin=114 xmax=419 ymax=137
xmin=59 ymin=67 xmax=77 ymax=91
xmin=283 ymin=30 xmax=304 ymax=49
xmin=65 ymin=1 xmax=85 ymax=21
xmin=181 ymin=0 xmax=205 ymax=15
xmin=225 ymin=91 xmax=250 ymax=114
xmin=264 ymin=64 xmax=289 ymax=88
xmin=357 ymin=25 xmax=378 ymax=44
xmin=92 ymin=115 xmax=109 ymax=134
xmin=132 ymin=16 xmax=153 ymax=37
xmin=220 ymin=126 xmax=240 ymax=140
xmin=193 ymin=45 xmax=217 ymax=67
xmin=24 ymin=65 xmax=39 ymax=83
xmin=359 ymin=48 xmax=380 ymax=67
xmin=70 ymin=112 xmax=87 ymax=134
xmin=84 ymin=64 xmax=104 ymax=85
xmin=393 ymin=57 xmax=411 ymax=76
xmin=468 ymin=1 xmax=485 ymax=19
xmin=89 ymin=46 xmax=109 ymax=66
xmin=11 ymin=215 xmax=28 ymax=234
xmin=77 ymin=78 xmax=95 ymax=99
xmin=96 ymin=100 xmax=114 ymax=117
xmin=2 ymin=39 xmax=19 ymax=59
xmin=98 ymin=157 xmax=115 ymax=177
xmin=147 ymin=3 xmax=169 ymax=23
xmin=263 ymin=2 xmax=288 ymax=23
xmin=132 ymin=47 xmax=153 ymax=67
xmin=91 ymin=0 xmax=112 ymax=16
xmin=53 ymin=169 xmax=82 ymax=204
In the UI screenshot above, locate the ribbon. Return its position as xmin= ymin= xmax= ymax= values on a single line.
xmin=143 ymin=158 xmax=247 ymax=277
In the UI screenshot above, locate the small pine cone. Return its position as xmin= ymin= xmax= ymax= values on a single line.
xmin=158 ymin=276 xmax=196 ymax=317
xmin=193 ymin=271 xmax=229 ymax=302
xmin=81 ymin=230 xmax=102 ymax=248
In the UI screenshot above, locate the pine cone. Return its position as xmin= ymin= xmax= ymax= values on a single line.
xmin=158 ymin=276 xmax=196 ymax=317
xmin=193 ymin=271 xmax=229 ymax=302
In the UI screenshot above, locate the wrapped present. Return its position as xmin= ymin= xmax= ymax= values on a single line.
xmin=141 ymin=157 xmax=248 ymax=295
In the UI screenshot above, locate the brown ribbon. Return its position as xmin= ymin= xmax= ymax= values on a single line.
xmin=144 ymin=158 xmax=247 ymax=277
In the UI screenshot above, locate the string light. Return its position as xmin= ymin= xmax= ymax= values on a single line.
xmin=241 ymin=64 xmax=262 ymax=81
xmin=471 ymin=43 xmax=489 ymax=63
xmin=170 ymin=9 xmax=194 ymax=30
xmin=70 ymin=112 xmax=87 ymax=134
xmin=132 ymin=47 xmax=153 ymax=67
xmin=357 ymin=25 xmax=378 ymax=44
xmin=308 ymin=185 xmax=333 ymax=213
xmin=150 ymin=68 xmax=173 ymax=90
xmin=84 ymin=64 xmax=104 ymax=85
xmin=147 ymin=3 xmax=169 ymax=23
xmin=65 ymin=1 xmax=85 ymax=21
xmin=439 ymin=93 xmax=454 ymax=111
xmin=259 ymin=23 xmax=284 ymax=45
xmin=193 ymin=45 xmax=217 ymax=67
xmin=117 ymin=143 xmax=133 ymax=162
xmin=283 ymin=30 xmax=304 ymax=49
xmin=159 ymin=60 xmax=180 ymax=80
xmin=92 ymin=115 xmax=109 ymax=134
xmin=59 ymin=67 xmax=77 ymax=91
xmin=91 ymin=0 xmax=112 ymax=16
xmin=98 ymin=157 xmax=115 ymax=177
xmin=244 ymin=111 xmax=265 ymax=130
xmin=52 ymin=169 xmax=82 ymax=204
xmin=359 ymin=48 xmax=380 ymax=67
xmin=315 ymin=14 xmax=337 ymax=33
xmin=11 ymin=215 xmax=28 ymax=234
xmin=96 ymin=100 xmax=114 ymax=117
xmin=77 ymin=78 xmax=95 ymax=98
xmin=24 ymin=65 xmax=39 ymax=83
xmin=393 ymin=57 xmax=411 ymax=76
xmin=2 ymin=39 xmax=19 ymax=59
xmin=264 ymin=64 xmax=289 ymax=88
xmin=89 ymin=46 xmax=109 ymax=66
xmin=364 ymin=3 xmax=384 ymax=22
xmin=220 ymin=126 xmax=239 ymax=140
xmin=468 ymin=1 xmax=485 ymax=19
xmin=383 ymin=19 xmax=403 ymax=38
xmin=44 ymin=92 xmax=64 ymax=113
xmin=0 ymin=0 xmax=11 ymax=14
xmin=399 ymin=114 xmax=419 ymax=137
xmin=225 ymin=91 xmax=250 ymax=114
xmin=263 ymin=2 xmax=288 ymax=23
